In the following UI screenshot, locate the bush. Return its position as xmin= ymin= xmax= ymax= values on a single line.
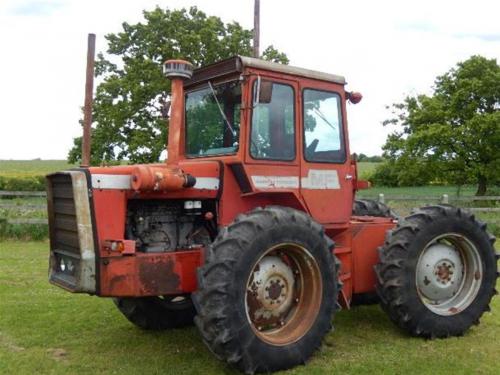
xmin=356 ymin=154 xmax=384 ymax=163
xmin=370 ymin=162 xmax=399 ymax=187
xmin=0 ymin=175 xmax=46 ymax=191
xmin=370 ymin=160 xmax=435 ymax=187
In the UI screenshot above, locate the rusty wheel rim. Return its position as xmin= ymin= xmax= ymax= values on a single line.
xmin=245 ymin=243 xmax=323 ymax=346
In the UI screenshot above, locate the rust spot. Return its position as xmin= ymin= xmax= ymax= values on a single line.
xmin=474 ymin=270 xmax=481 ymax=280
xmin=108 ymin=274 xmax=126 ymax=291
xmin=436 ymin=264 xmax=451 ymax=282
xmin=139 ymin=257 xmax=180 ymax=294
xmin=449 ymin=307 xmax=459 ymax=314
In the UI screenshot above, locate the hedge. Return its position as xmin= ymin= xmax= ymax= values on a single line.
xmin=0 ymin=218 xmax=48 ymax=240
xmin=0 ymin=175 xmax=46 ymax=191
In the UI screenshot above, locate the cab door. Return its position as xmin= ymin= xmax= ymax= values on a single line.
xmin=299 ymin=84 xmax=353 ymax=224
xmin=243 ymin=74 xmax=301 ymax=193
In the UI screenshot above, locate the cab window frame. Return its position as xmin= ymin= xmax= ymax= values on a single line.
xmin=249 ymin=79 xmax=297 ymax=162
xmin=184 ymin=76 xmax=242 ymax=159
xmin=301 ymin=88 xmax=346 ymax=164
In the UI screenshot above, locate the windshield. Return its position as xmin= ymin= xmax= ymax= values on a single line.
xmin=185 ymin=80 xmax=241 ymax=157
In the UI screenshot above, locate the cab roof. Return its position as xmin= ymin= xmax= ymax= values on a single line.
xmin=185 ymin=55 xmax=346 ymax=88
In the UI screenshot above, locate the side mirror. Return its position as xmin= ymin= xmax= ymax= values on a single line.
xmin=253 ymin=77 xmax=273 ymax=106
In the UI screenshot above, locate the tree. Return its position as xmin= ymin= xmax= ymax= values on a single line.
xmin=382 ymin=56 xmax=500 ymax=194
xmin=68 ymin=6 xmax=288 ymax=164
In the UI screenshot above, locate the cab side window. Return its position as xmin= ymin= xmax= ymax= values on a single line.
xmin=250 ymin=81 xmax=295 ymax=160
xmin=303 ymin=89 xmax=345 ymax=163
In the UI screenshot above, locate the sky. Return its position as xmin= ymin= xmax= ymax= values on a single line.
xmin=0 ymin=0 xmax=499 ymax=160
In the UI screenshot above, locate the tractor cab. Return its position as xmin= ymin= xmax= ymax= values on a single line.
xmin=173 ymin=56 xmax=362 ymax=224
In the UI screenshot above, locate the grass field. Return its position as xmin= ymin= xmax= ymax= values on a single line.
xmin=0 ymin=241 xmax=499 ymax=375
xmin=0 ymin=160 xmax=76 ymax=177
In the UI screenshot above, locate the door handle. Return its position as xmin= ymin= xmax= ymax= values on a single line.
xmin=345 ymin=174 xmax=353 ymax=180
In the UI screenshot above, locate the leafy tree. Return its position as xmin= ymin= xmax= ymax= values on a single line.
xmin=382 ymin=56 xmax=500 ymax=194
xmin=68 ymin=6 xmax=288 ymax=164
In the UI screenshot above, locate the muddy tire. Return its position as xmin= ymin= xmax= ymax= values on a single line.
xmin=193 ymin=206 xmax=340 ymax=374
xmin=113 ymin=295 xmax=195 ymax=330
xmin=353 ymin=199 xmax=398 ymax=219
xmin=375 ymin=205 xmax=499 ymax=338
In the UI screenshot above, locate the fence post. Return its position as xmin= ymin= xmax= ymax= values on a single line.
xmin=378 ymin=193 xmax=385 ymax=204
xmin=441 ymin=194 xmax=449 ymax=204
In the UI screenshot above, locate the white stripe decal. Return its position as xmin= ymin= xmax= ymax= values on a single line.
xmin=91 ymin=174 xmax=219 ymax=191
xmin=251 ymin=175 xmax=299 ymax=189
xmin=250 ymin=170 xmax=340 ymax=190
xmin=194 ymin=177 xmax=219 ymax=190
xmin=91 ymin=174 xmax=131 ymax=190
xmin=301 ymin=170 xmax=340 ymax=190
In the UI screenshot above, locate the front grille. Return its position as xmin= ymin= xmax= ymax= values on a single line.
xmin=46 ymin=171 xmax=96 ymax=293
xmin=49 ymin=174 xmax=80 ymax=254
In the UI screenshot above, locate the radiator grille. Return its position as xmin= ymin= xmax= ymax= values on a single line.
xmin=49 ymin=174 xmax=80 ymax=255
xmin=46 ymin=171 xmax=96 ymax=293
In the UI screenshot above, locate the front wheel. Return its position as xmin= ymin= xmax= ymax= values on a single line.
xmin=193 ymin=206 xmax=340 ymax=374
xmin=376 ymin=205 xmax=499 ymax=338
xmin=113 ymin=295 xmax=196 ymax=330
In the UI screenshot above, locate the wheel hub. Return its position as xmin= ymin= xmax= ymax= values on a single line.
xmin=417 ymin=243 xmax=463 ymax=302
xmin=247 ymin=256 xmax=295 ymax=325
xmin=435 ymin=260 xmax=454 ymax=284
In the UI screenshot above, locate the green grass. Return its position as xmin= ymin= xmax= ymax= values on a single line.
xmin=357 ymin=185 xmax=478 ymax=198
xmin=0 ymin=160 xmax=75 ymax=178
xmin=0 ymin=241 xmax=499 ymax=374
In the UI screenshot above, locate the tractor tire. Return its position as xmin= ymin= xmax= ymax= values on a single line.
xmin=353 ymin=199 xmax=398 ymax=219
xmin=193 ymin=206 xmax=340 ymax=374
xmin=113 ymin=295 xmax=196 ymax=330
xmin=375 ymin=205 xmax=499 ymax=338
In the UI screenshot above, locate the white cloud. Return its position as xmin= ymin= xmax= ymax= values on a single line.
xmin=0 ymin=0 xmax=499 ymax=159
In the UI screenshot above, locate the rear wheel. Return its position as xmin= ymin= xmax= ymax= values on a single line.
xmin=353 ymin=199 xmax=398 ymax=219
xmin=376 ymin=205 xmax=499 ymax=338
xmin=193 ymin=206 xmax=340 ymax=373
xmin=113 ymin=295 xmax=195 ymax=330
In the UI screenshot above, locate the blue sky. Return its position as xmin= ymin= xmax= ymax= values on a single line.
xmin=0 ymin=0 xmax=499 ymax=159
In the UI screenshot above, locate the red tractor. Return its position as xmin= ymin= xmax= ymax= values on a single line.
xmin=46 ymin=56 xmax=498 ymax=373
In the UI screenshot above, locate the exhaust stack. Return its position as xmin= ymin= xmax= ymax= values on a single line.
xmin=81 ymin=33 xmax=96 ymax=167
xmin=163 ymin=59 xmax=193 ymax=165
xmin=129 ymin=59 xmax=196 ymax=193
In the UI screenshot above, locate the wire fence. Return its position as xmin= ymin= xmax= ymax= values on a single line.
xmin=1 ymin=191 xmax=500 ymax=225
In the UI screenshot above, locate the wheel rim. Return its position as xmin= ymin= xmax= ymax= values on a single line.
xmin=245 ymin=243 xmax=322 ymax=346
xmin=416 ymin=233 xmax=483 ymax=316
